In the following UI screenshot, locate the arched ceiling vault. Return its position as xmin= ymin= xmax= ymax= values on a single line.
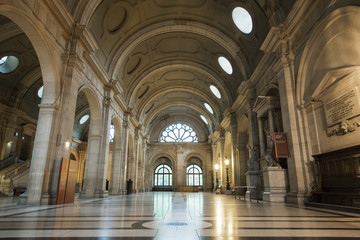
xmin=78 ymin=0 xmax=295 ymax=141
xmin=137 ymin=86 xmax=220 ymax=126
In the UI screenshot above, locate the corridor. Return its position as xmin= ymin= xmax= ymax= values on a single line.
xmin=0 ymin=192 xmax=359 ymax=239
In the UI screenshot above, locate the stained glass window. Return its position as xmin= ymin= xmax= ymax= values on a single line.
xmin=160 ymin=123 xmax=198 ymax=143
xmin=154 ymin=164 xmax=172 ymax=186
xmin=186 ymin=164 xmax=203 ymax=186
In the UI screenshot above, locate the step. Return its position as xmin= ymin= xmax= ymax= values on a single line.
xmin=305 ymin=201 xmax=360 ymax=214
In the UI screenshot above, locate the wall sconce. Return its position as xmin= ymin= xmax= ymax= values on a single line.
xmin=224 ymin=157 xmax=230 ymax=190
xmin=65 ymin=141 xmax=70 ymax=148
xmin=214 ymin=164 xmax=219 ymax=191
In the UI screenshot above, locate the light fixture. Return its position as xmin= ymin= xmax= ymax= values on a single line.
xmin=214 ymin=164 xmax=220 ymax=191
xmin=65 ymin=141 xmax=70 ymax=148
xmin=224 ymin=157 xmax=230 ymax=190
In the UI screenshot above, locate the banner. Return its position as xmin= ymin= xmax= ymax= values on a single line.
xmin=273 ymin=132 xmax=289 ymax=158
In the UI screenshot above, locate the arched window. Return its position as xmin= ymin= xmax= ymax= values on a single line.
xmin=186 ymin=164 xmax=203 ymax=186
xmin=160 ymin=123 xmax=198 ymax=142
xmin=154 ymin=164 xmax=172 ymax=186
xmin=109 ymin=124 xmax=114 ymax=142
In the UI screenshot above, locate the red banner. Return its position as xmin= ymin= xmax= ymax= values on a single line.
xmin=273 ymin=132 xmax=289 ymax=158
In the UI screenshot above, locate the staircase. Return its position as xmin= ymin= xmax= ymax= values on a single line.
xmin=0 ymin=159 xmax=30 ymax=196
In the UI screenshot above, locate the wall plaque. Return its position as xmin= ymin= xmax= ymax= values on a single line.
xmin=324 ymin=89 xmax=360 ymax=127
xmin=273 ymin=133 xmax=289 ymax=158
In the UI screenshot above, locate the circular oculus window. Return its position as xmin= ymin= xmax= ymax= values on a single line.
xmin=210 ymin=85 xmax=221 ymax=99
xmin=232 ymin=7 xmax=253 ymax=34
xmin=79 ymin=114 xmax=90 ymax=124
xmin=218 ymin=56 xmax=233 ymax=75
xmin=204 ymin=103 xmax=214 ymax=114
xmin=37 ymin=86 xmax=44 ymax=99
xmin=200 ymin=115 xmax=208 ymax=124
xmin=0 ymin=55 xmax=19 ymax=74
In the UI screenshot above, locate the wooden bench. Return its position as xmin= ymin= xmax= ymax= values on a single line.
xmin=233 ymin=186 xmax=256 ymax=202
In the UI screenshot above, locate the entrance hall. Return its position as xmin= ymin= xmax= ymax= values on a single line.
xmin=0 ymin=192 xmax=359 ymax=239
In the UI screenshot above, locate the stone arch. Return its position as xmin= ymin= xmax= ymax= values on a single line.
xmin=297 ymin=6 xmax=360 ymax=105
xmin=77 ymin=86 xmax=102 ymax=197
xmin=69 ymin=150 xmax=78 ymax=161
xmin=78 ymin=86 xmax=102 ymax=136
xmin=296 ymin=6 xmax=360 ymax=156
xmin=0 ymin=6 xmax=59 ymax=105
xmin=109 ymin=21 xmax=249 ymax=80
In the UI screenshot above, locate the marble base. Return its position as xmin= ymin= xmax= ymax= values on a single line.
xmin=94 ymin=190 xmax=109 ymax=198
xmin=17 ymin=191 xmax=28 ymax=205
xmin=246 ymin=171 xmax=259 ymax=201
xmin=262 ymin=166 xmax=288 ymax=203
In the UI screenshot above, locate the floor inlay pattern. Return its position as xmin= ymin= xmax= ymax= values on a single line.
xmin=0 ymin=192 xmax=359 ymax=239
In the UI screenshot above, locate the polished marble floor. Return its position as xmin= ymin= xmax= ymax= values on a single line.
xmin=0 ymin=192 xmax=360 ymax=239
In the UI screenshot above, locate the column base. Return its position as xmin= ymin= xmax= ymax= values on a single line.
xmin=40 ymin=192 xmax=54 ymax=205
xmin=17 ymin=191 xmax=28 ymax=205
xmin=286 ymin=191 xmax=309 ymax=205
xmin=262 ymin=166 xmax=288 ymax=203
xmin=246 ymin=170 xmax=259 ymax=200
xmin=94 ymin=190 xmax=108 ymax=198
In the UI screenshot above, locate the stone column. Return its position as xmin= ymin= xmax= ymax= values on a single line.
xmin=109 ymin=130 xmax=122 ymax=195
xmin=275 ymin=41 xmax=306 ymax=204
xmin=246 ymin=98 xmax=260 ymax=200
xmin=133 ymin=128 xmax=140 ymax=193
xmin=80 ymin=134 xmax=101 ymax=198
xmin=77 ymin=143 xmax=87 ymax=188
xmin=230 ymin=113 xmax=241 ymax=187
xmin=19 ymin=104 xmax=57 ymax=205
xmin=218 ymin=128 xmax=225 ymax=193
xmin=176 ymin=146 xmax=185 ymax=190
xmin=47 ymin=57 xmax=79 ymax=204
xmin=93 ymin=93 xmax=112 ymax=198
xmin=119 ymin=116 xmax=129 ymax=194
xmin=257 ymin=117 xmax=266 ymax=157
xmin=0 ymin=113 xmax=17 ymax=160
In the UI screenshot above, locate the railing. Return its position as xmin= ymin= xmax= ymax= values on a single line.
xmin=0 ymin=155 xmax=17 ymax=170
xmin=3 ymin=159 xmax=31 ymax=180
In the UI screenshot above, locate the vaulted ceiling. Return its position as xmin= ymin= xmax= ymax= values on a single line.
xmin=0 ymin=0 xmax=296 ymax=143
xmin=80 ymin=0 xmax=295 ymax=139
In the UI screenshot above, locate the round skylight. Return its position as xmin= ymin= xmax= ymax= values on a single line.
xmin=0 ymin=56 xmax=8 ymax=65
xmin=0 ymin=55 xmax=19 ymax=74
xmin=37 ymin=86 xmax=43 ymax=98
xmin=204 ymin=103 xmax=214 ymax=114
xmin=218 ymin=56 xmax=233 ymax=75
xmin=210 ymin=85 xmax=221 ymax=99
xmin=232 ymin=7 xmax=253 ymax=34
xmin=79 ymin=114 xmax=89 ymax=124
xmin=200 ymin=115 xmax=208 ymax=124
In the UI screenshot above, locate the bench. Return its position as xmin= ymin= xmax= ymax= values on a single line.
xmin=233 ymin=186 xmax=256 ymax=202
xmin=13 ymin=187 xmax=26 ymax=196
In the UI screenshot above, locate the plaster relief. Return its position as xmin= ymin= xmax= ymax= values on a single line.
xmin=145 ymin=103 xmax=155 ymax=114
xmin=154 ymin=0 xmax=206 ymax=8
xmin=137 ymin=85 xmax=149 ymax=99
xmin=161 ymin=70 xmax=196 ymax=82
xmin=104 ymin=6 xmax=127 ymax=34
xmin=158 ymin=37 xmax=200 ymax=54
xmin=126 ymin=55 xmax=141 ymax=74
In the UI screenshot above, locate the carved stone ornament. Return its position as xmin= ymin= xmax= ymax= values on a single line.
xmin=328 ymin=119 xmax=360 ymax=137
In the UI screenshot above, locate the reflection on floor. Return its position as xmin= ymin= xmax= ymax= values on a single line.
xmin=0 ymin=192 xmax=359 ymax=239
